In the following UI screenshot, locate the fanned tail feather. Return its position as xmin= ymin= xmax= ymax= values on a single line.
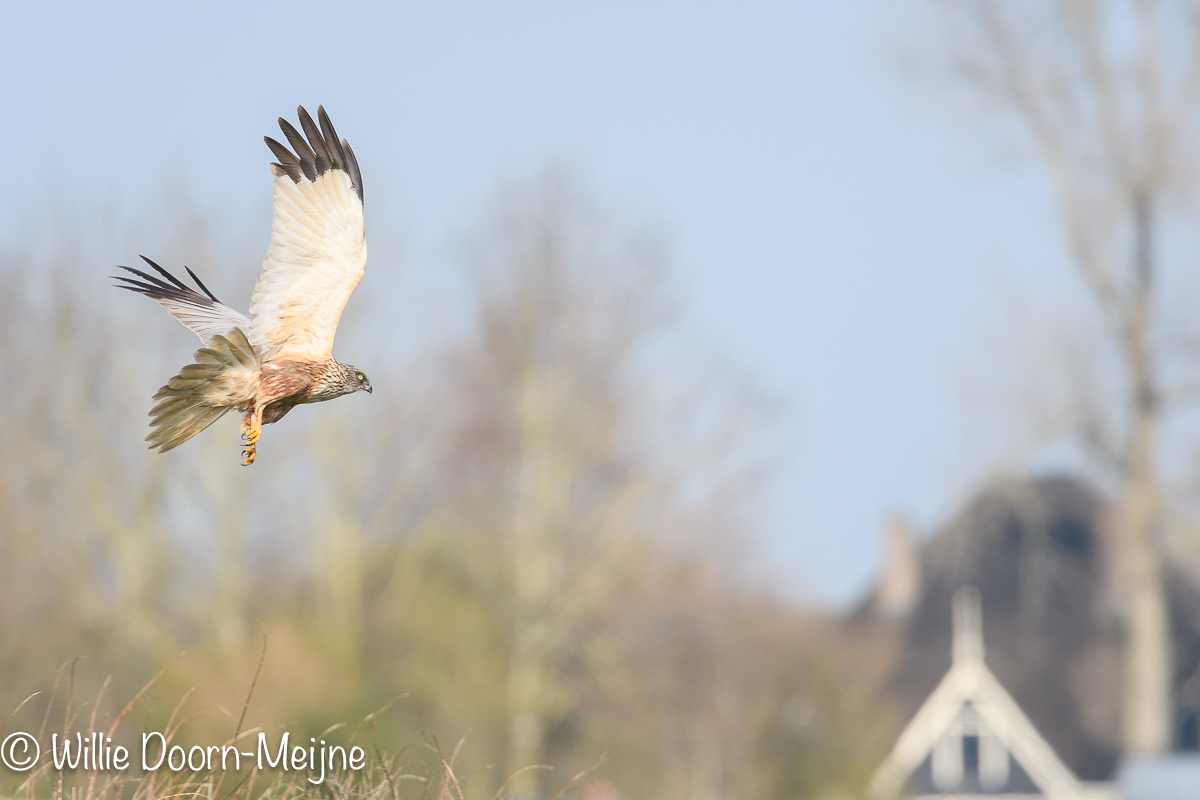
xmin=147 ymin=328 xmax=258 ymax=452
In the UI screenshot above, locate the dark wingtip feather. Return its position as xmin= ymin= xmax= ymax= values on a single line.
xmin=264 ymin=136 xmax=304 ymax=183
xmin=140 ymin=255 xmax=191 ymax=291
xmin=297 ymin=105 xmax=332 ymax=174
xmin=264 ymin=106 xmax=363 ymax=204
xmin=114 ymin=264 xmax=184 ymax=296
xmin=113 ymin=260 xmax=226 ymax=311
xmin=344 ymin=141 xmax=364 ymax=202
xmin=263 ymin=136 xmax=296 ymax=164
xmin=316 ymin=105 xmax=347 ymax=170
xmin=185 ymin=266 xmax=220 ymax=303
xmin=277 ymin=117 xmax=318 ymax=181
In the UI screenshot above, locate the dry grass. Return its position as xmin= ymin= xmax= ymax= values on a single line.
xmin=0 ymin=644 xmax=603 ymax=800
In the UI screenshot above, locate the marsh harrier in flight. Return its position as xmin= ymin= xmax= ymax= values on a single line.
xmin=116 ymin=105 xmax=371 ymax=466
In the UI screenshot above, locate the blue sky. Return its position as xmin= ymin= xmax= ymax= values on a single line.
xmin=0 ymin=1 xmax=1075 ymax=605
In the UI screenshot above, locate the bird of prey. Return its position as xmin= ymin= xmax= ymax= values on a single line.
xmin=115 ymin=105 xmax=372 ymax=466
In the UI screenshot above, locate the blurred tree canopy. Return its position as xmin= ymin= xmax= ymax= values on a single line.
xmin=0 ymin=169 xmax=891 ymax=800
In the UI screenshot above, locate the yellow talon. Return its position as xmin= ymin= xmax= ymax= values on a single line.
xmin=242 ymin=429 xmax=260 ymax=445
xmin=241 ymin=445 xmax=257 ymax=466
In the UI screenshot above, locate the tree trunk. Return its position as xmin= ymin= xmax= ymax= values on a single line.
xmin=506 ymin=369 xmax=563 ymax=797
xmin=1121 ymin=191 xmax=1171 ymax=753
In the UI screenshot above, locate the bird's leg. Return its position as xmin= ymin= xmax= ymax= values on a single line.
xmin=240 ymin=405 xmax=265 ymax=467
xmin=241 ymin=405 xmax=265 ymax=444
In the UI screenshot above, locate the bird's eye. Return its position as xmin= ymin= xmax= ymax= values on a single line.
xmin=357 ymin=374 xmax=364 ymax=381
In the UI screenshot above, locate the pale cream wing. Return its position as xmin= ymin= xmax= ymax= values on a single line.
xmin=248 ymin=105 xmax=366 ymax=362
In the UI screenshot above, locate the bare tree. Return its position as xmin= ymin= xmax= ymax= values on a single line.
xmin=0 ymin=237 xmax=177 ymax=685
xmin=916 ymin=0 xmax=1200 ymax=752
xmin=433 ymin=169 xmax=771 ymax=796
xmin=451 ymin=171 xmax=668 ymax=794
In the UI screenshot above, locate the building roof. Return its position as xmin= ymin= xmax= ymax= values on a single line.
xmin=866 ymin=475 xmax=1200 ymax=784
xmin=883 ymin=477 xmax=1123 ymax=780
xmin=870 ymin=587 xmax=1117 ymax=800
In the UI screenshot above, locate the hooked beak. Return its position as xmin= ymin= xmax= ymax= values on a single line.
xmin=366 ymin=385 xmax=373 ymax=394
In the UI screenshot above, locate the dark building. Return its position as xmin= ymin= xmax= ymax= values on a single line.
xmin=859 ymin=475 xmax=1200 ymax=785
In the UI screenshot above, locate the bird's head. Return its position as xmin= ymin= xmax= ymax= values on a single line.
xmin=341 ymin=363 xmax=372 ymax=395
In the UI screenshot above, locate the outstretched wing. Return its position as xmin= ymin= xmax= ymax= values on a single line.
xmin=115 ymin=256 xmax=251 ymax=344
xmin=249 ymin=105 xmax=366 ymax=362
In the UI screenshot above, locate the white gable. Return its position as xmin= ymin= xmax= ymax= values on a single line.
xmin=869 ymin=588 xmax=1118 ymax=800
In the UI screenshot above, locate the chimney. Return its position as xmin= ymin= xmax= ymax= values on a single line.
xmin=952 ymin=585 xmax=984 ymax=664
xmin=877 ymin=514 xmax=920 ymax=618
